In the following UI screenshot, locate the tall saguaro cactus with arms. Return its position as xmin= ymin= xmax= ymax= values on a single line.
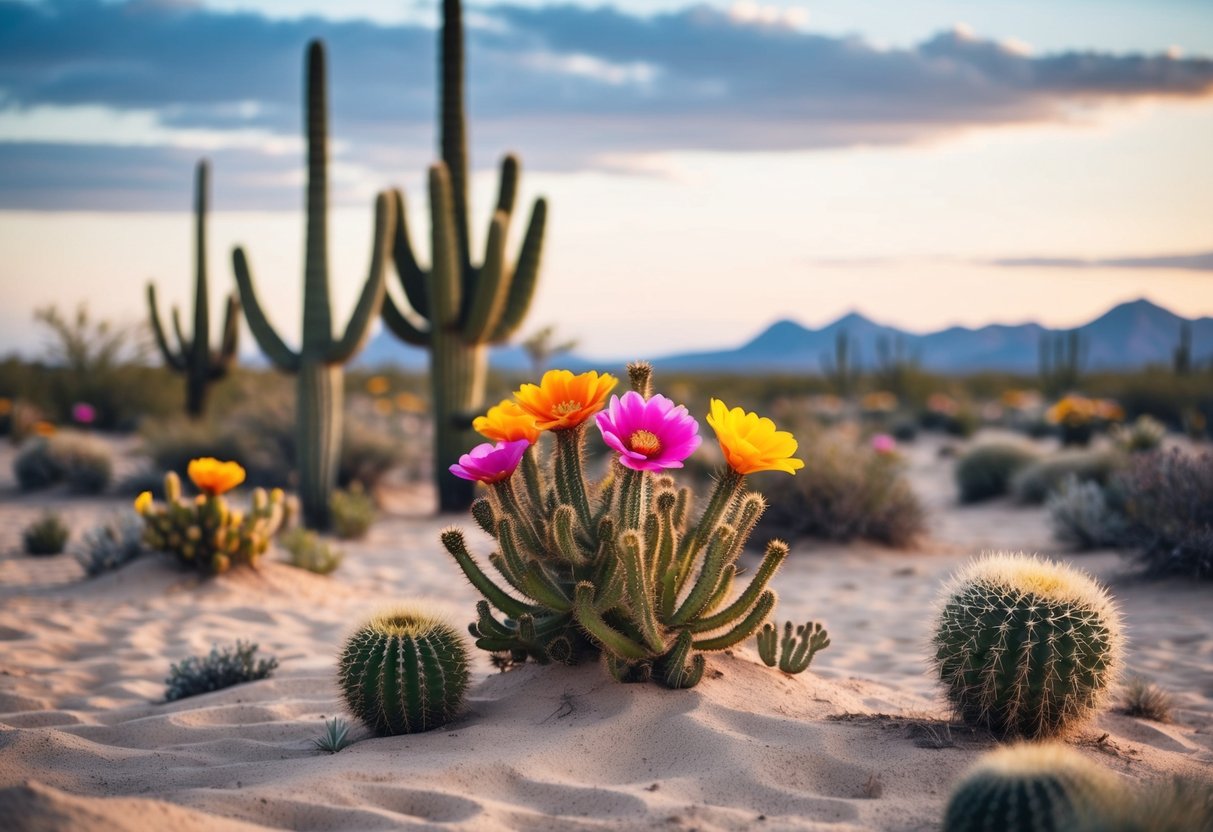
xmin=147 ymin=160 xmax=240 ymax=418
xmin=382 ymin=0 xmax=548 ymax=512
xmin=233 ymin=40 xmax=395 ymax=529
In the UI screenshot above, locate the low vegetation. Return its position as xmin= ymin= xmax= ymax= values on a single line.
xmin=164 ymin=641 xmax=278 ymax=702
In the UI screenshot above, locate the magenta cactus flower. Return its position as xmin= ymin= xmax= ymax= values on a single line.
xmin=871 ymin=433 xmax=897 ymax=455
xmin=449 ymin=439 xmax=530 ymax=484
xmin=72 ymin=402 xmax=97 ymax=425
xmin=595 ymin=391 xmax=701 ymax=472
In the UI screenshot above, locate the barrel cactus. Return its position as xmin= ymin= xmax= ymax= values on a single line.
xmin=944 ymin=743 xmax=1117 ymax=832
xmin=932 ymin=553 xmax=1123 ymax=739
xmin=338 ymin=608 xmax=471 ymax=735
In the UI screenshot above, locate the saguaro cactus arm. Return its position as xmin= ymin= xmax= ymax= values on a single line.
xmin=429 ymin=164 xmax=462 ymax=328
xmin=213 ymin=295 xmax=241 ymax=378
xmin=390 ymin=189 xmax=430 ymax=319
xmin=232 ymin=248 xmax=301 ymax=372
xmin=327 ymin=192 xmax=394 ymax=364
xmin=146 ymin=284 xmax=187 ymax=371
xmin=489 ymin=198 xmax=548 ymax=343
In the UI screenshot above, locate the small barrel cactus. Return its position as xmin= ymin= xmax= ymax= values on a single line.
xmin=338 ymin=608 xmax=470 ymax=736
xmin=932 ymin=552 xmax=1123 ymax=739
xmin=944 ymin=743 xmax=1117 ymax=832
xmin=23 ymin=512 xmax=70 ymax=555
xmin=756 ymin=620 xmax=830 ymax=674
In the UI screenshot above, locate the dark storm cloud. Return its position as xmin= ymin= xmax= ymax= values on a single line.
xmin=2 ymin=0 xmax=1212 ymax=208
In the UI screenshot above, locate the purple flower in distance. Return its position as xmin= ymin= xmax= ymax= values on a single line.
xmin=449 ymin=439 xmax=530 ymax=484
xmin=72 ymin=402 xmax=96 ymax=425
xmin=871 ymin=433 xmax=897 ymax=455
xmin=595 ymin=391 xmax=701 ymax=472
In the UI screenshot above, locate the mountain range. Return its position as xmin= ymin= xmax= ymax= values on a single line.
xmin=356 ymin=298 xmax=1213 ymax=374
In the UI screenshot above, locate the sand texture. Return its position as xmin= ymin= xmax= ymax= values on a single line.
xmin=1 ymin=434 xmax=1211 ymax=831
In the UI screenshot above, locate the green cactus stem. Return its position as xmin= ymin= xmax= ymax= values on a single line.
xmin=820 ymin=329 xmax=859 ymax=397
xmin=932 ymin=553 xmax=1123 ymax=739
xmin=232 ymin=40 xmax=394 ymax=529
xmin=1040 ymin=328 xmax=1086 ymax=396
xmin=338 ymin=608 xmax=471 ymax=735
xmin=381 ymin=0 xmax=548 ymax=512
xmin=147 ymin=159 xmax=240 ymax=418
xmin=756 ymin=620 xmax=830 ymax=674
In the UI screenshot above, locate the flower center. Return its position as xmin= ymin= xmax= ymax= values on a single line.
xmin=553 ymin=400 xmax=583 ymax=416
xmin=628 ymin=430 xmax=662 ymax=456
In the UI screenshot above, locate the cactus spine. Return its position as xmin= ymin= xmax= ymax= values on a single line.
xmin=338 ymin=608 xmax=471 ymax=735
xmin=944 ymin=744 xmax=1117 ymax=832
xmin=757 ymin=620 xmax=830 ymax=674
xmin=232 ymin=41 xmax=394 ymax=529
xmin=382 ymin=0 xmax=548 ymax=512
xmin=147 ymin=160 xmax=240 ymax=418
xmin=932 ymin=553 xmax=1123 ymax=739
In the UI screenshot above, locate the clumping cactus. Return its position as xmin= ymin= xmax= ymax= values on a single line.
xmin=443 ymin=362 xmax=813 ymax=689
xmin=233 ymin=40 xmax=394 ymax=529
xmin=147 ymin=159 xmax=239 ymax=418
xmin=23 ymin=512 xmax=70 ymax=555
xmin=338 ymin=608 xmax=471 ymax=736
xmin=757 ymin=620 xmax=830 ymax=674
xmin=135 ymin=459 xmax=287 ymax=575
xmin=944 ymin=743 xmax=1117 ymax=832
xmin=381 ymin=0 xmax=547 ymax=512
xmin=932 ymin=553 xmax=1123 ymax=739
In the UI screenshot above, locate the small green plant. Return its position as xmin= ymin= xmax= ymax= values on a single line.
xmin=954 ymin=441 xmax=1039 ymax=503
xmin=1119 ymin=676 xmax=1173 ymax=722
xmin=1047 ymin=475 xmax=1126 ymax=550
xmin=13 ymin=438 xmax=65 ymax=490
xmin=756 ymin=620 xmax=830 ymax=674
xmin=164 ymin=640 xmax=278 ymax=702
xmin=338 ymin=608 xmax=471 ymax=736
xmin=77 ymin=511 xmax=145 ymax=576
xmin=1113 ymin=415 xmax=1166 ymax=454
xmin=23 ymin=512 xmax=70 ymax=555
xmin=1012 ymin=448 xmax=1124 ymax=504
xmin=312 ymin=717 xmax=353 ymax=754
xmin=278 ymin=527 xmax=343 ymax=575
xmin=944 ymin=743 xmax=1116 ymax=832
xmin=330 ymin=485 xmax=375 ymax=540
xmin=932 ymin=553 xmax=1123 ymax=739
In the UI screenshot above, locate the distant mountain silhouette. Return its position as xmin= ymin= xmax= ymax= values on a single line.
xmin=354 ymin=298 xmax=1212 ymax=374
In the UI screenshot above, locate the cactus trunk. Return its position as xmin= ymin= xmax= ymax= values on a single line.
xmin=433 ymin=335 xmax=486 ymax=511
xmin=297 ymin=363 xmax=342 ymax=530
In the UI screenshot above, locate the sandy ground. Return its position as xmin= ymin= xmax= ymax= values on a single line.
xmin=1 ymin=431 xmax=1210 ymax=831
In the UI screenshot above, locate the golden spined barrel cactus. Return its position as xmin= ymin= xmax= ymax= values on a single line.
xmin=135 ymin=460 xmax=287 ymax=575
xmin=932 ymin=553 xmax=1123 ymax=739
xmin=944 ymin=743 xmax=1117 ymax=832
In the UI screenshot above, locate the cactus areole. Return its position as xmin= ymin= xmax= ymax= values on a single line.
xmin=381 ymin=0 xmax=549 ymax=512
xmin=232 ymin=41 xmax=394 ymax=529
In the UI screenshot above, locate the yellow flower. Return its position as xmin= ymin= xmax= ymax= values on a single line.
xmin=366 ymin=375 xmax=390 ymax=396
xmin=187 ymin=457 xmax=246 ymax=496
xmin=474 ymin=399 xmax=540 ymax=444
xmin=514 ymin=370 xmax=617 ymax=431
xmin=373 ymin=398 xmax=393 ymax=416
xmin=706 ymin=399 xmax=804 ymax=475
xmin=1047 ymin=395 xmax=1095 ymax=426
xmin=32 ymin=420 xmax=56 ymax=437
xmin=394 ymin=392 xmax=425 ymax=413
xmin=134 ymin=491 xmax=153 ymax=514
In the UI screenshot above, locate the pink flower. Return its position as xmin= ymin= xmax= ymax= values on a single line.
xmin=871 ymin=433 xmax=897 ymax=455
xmin=72 ymin=402 xmax=96 ymax=425
xmin=595 ymin=391 xmax=701 ymax=472
xmin=449 ymin=439 xmax=530 ymax=484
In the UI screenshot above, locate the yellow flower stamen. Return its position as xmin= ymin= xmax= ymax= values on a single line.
xmin=628 ymin=430 xmax=661 ymax=456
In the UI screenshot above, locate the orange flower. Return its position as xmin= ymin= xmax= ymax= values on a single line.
xmin=706 ymin=399 xmax=804 ymax=475
xmin=134 ymin=491 xmax=153 ymax=514
xmin=514 ymin=370 xmax=617 ymax=431
xmin=187 ymin=457 xmax=246 ymax=496
xmin=473 ymin=399 xmax=540 ymax=444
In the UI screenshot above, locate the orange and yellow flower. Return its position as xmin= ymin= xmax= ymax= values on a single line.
xmin=706 ymin=399 xmax=804 ymax=475
xmin=187 ymin=457 xmax=246 ymax=496
xmin=134 ymin=491 xmax=153 ymax=514
xmin=514 ymin=370 xmax=617 ymax=431
xmin=474 ymin=399 xmax=541 ymax=445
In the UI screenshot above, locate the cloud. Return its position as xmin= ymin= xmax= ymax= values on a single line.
xmin=991 ymin=251 xmax=1213 ymax=271
xmin=2 ymin=0 xmax=1212 ymax=208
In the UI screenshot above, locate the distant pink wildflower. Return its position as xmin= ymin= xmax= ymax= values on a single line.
xmin=595 ymin=391 xmax=701 ymax=472
xmin=72 ymin=402 xmax=96 ymax=425
xmin=449 ymin=439 xmax=530 ymax=484
xmin=871 ymin=433 xmax=897 ymax=455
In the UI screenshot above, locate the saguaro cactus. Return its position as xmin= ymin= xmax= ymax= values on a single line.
xmin=381 ymin=0 xmax=548 ymax=512
xmin=820 ymin=329 xmax=859 ymax=397
xmin=232 ymin=40 xmax=394 ymax=529
xmin=147 ymin=160 xmax=239 ymax=418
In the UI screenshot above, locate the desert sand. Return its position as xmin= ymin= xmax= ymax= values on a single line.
xmin=1 ymin=433 xmax=1210 ymax=831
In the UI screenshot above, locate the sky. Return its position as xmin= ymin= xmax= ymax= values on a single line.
xmin=1 ymin=0 xmax=1212 ymax=359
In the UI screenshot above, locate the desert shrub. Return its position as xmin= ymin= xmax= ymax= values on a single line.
xmin=330 ymin=485 xmax=375 ymax=540
xmin=1113 ymin=415 xmax=1166 ymax=454
xmin=1116 ymin=449 xmax=1213 ymax=579
xmin=23 ymin=512 xmax=70 ymax=555
xmin=164 ymin=641 xmax=278 ymax=701
xmin=14 ymin=433 xmax=113 ymax=494
xmin=1119 ymin=676 xmax=1173 ymax=722
xmin=758 ymin=433 xmax=925 ymax=547
xmin=338 ymin=426 xmax=410 ymax=490
xmin=1012 ymin=449 xmax=1125 ymax=505
xmin=890 ymin=417 xmax=918 ymax=442
xmin=13 ymin=438 xmax=65 ymax=490
xmin=77 ymin=512 xmax=145 ymax=577
xmin=278 ymin=528 xmax=344 ymax=575
xmin=954 ymin=441 xmax=1039 ymax=503
xmin=1047 ymin=475 xmax=1126 ymax=550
